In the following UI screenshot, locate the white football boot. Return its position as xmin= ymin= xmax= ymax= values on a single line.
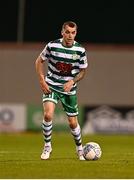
xmin=41 ymin=145 xmax=52 ymax=160
xmin=76 ymin=146 xmax=85 ymax=161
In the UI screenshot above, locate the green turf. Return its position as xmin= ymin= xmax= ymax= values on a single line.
xmin=0 ymin=132 xmax=134 ymax=178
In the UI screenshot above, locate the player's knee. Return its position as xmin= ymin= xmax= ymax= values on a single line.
xmin=44 ymin=112 xmax=53 ymax=121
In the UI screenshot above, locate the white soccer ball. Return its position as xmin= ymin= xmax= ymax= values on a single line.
xmin=83 ymin=142 xmax=102 ymax=160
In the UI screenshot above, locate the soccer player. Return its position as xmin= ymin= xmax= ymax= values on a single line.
xmin=35 ymin=21 xmax=88 ymax=160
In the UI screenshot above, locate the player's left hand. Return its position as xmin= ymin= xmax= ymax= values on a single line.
xmin=63 ymin=80 xmax=74 ymax=92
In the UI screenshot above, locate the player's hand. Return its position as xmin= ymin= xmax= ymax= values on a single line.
xmin=40 ymin=81 xmax=51 ymax=94
xmin=63 ymin=80 xmax=74 ymax=92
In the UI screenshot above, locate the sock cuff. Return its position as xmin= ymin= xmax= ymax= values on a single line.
xmin=71 ymin=124 xmax=81 ymax=135
xmin=43 ymin=119 xmax=52 ymax=126
xmin=71 ymin=124 xmax=80 ymax=131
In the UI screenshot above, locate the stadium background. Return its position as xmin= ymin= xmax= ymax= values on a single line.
xmin=0 ymin=0 xmax=134 ymax=133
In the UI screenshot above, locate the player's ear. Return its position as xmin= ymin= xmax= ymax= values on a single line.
xmin=61 ymin=30 xmax=64 ymax=36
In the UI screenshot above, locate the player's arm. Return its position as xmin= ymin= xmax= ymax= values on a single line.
xmin=35 ymin=56 xmax=51 ymax=94
xmin=73 ymin=68 xmax=86 ymax=84
xmin=64 ymin=68 xmax=86 ymax=92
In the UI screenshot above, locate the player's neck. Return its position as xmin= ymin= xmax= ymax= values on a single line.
xmin=62 ymin=39 xmax=74 ymax=48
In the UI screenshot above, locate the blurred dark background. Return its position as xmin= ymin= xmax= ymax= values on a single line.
xmin=0 ymin=0 xmax=134 ymax=43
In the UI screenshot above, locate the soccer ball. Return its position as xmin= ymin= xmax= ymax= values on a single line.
xmin=83 ymin=142 xmax=102 ymax=160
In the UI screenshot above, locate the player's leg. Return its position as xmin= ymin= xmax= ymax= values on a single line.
xmin=68 ymin=116 xmax=85 ymax=160
xmin=60 ymin=94 xmax=85 ymax=160
xmin=41 ymin=92 xmax=58 ymax=160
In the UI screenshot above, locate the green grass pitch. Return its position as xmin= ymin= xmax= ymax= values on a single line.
xmin=0 ymin=132 xmax=134 ymax=178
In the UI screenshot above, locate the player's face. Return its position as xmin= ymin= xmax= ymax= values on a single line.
xmin=61 ymin=25 xmax=77 ymax=47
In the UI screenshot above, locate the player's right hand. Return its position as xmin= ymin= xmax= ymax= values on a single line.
xmin=40 ymin=81 xmax=52 ymax=94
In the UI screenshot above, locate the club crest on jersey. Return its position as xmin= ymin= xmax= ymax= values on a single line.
xmin=72 ymin=53 xmax=79 ymax=60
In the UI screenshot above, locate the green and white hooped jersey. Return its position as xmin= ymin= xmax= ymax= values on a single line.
xmin=40 ymin=38 xmax=88 ymax=95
